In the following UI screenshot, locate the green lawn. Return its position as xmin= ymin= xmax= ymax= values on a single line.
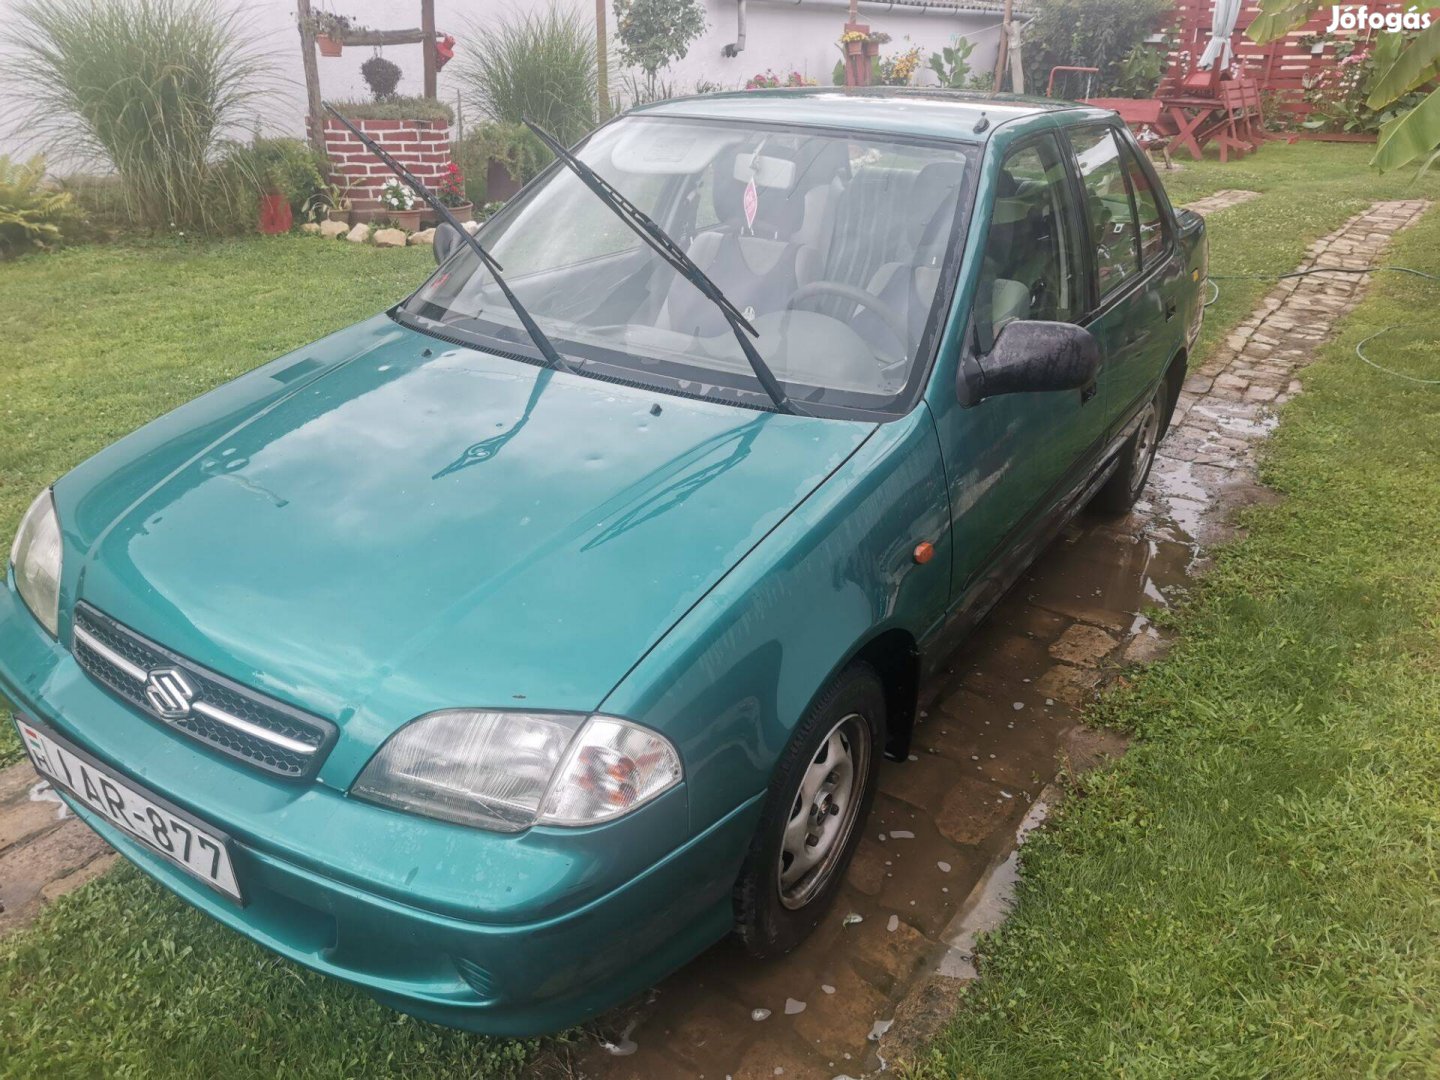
xmin=0 ymin=237 xmax=550 ymax=1076
xmin=1 ymin=144 xmax=1437 ymax=1076
xmin=914 ymin=151 xmax=1440 ymax=1076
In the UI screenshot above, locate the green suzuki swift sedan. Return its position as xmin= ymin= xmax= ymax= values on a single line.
xmin=3 ymin=89 xmax=1205 ymax=1035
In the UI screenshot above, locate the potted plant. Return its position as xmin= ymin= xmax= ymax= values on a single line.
xmin=304 ymin=12 xmax=355 ymax=57
xmin=473 ymin=122 xmax=546 ymax=203
xmin=377 ymin=178 xmax=421 ymax=231
xmin=304 ymin=178 xmax=353 ymax=224
xmin=434 ymin=162 xmax=473 ymax=224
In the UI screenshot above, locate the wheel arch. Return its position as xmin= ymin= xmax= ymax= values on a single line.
xmin=836 ymin=626 xmax=922 ymax=762
xmin=1160 ymin=346 xmax=1188 ymax=438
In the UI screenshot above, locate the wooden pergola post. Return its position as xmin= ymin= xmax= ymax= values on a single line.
xmin=297 ymin=0 xmax=325 ymax=152
xmin=421 ymin=0 xmax=437 ymax=100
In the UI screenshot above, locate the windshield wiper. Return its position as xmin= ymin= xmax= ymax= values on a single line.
xmin=523 ymin=119 xmax=801 ymax=415
xmin=323 ymin=102 xmax=575 ymax=375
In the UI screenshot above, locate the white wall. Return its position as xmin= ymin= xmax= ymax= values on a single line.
xmin=0 ymin=0 xmax=1006 ymax=163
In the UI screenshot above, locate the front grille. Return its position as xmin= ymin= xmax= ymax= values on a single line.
xmin=71 ymin=602 xmax=336 ymax=780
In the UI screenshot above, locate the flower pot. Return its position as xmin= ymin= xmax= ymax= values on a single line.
xmin=259 ymin=192 xmax=293 ymax=235
xmin=422 ymin=203 xmax=472 ymax=228
xmin=316 ymin=33 xmax=342 ymax=58
xmin=383 ymin=208 xmax=423 ymax=232
xmin=844 ymin=41 xmax=865 ymax=57
xmin=486 ymin=160 xmax=522 ymax=202
xmin=327 ymin=207 xmax=351 ymax=224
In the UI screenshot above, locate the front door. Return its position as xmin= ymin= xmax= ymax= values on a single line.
xmin=934 ymin=132 xmax=1096 ymax=604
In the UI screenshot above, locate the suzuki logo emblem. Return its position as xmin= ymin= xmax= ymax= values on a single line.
xmin=143 ymin=667 xmax=195 ymax=720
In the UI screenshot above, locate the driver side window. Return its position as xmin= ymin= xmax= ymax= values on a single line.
xmin=974 ymin=135 xmax=1084 ymax=354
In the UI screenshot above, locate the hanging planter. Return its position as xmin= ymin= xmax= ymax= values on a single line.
xmin=303 ymin=12 xmax=358 ymax=59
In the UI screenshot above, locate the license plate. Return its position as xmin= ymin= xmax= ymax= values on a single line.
xmin=16 ymin=717 xmax=243 ymax=902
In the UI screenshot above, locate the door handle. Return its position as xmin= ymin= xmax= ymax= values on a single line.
xmin=1165 ymin=300 xmax=1178 ymax=321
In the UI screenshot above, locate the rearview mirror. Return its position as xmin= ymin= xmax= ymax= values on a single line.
xmin=958 ymin=320 xmax=1100 ymax=406
xmin=434 ymin=221 xmax=464 ymax=265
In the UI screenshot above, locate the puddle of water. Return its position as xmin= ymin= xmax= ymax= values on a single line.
xmin=29 ymin=780 xmax=70 ymax=821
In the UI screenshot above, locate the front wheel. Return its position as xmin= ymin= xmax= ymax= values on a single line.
xmin=1092 ymin=383 xmax=1165 ymax=515
xmin=734 ymin=664 xmax=885 ymax=958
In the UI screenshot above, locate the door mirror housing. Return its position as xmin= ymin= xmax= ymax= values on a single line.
xmin=433 ymin=221 xmax=464 ymax=265
xmin=958 ymin=320 xmax=1100 ymax=406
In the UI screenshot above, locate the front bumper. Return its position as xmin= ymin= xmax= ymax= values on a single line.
xmin=1 ymin=582 xmax=758 ymax=1034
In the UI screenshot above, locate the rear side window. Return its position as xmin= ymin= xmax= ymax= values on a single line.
xmin=1068 ymin=127 xmax=1140 ymax=297
xmin=1119 ymin=140 xmax=1167 ymax=268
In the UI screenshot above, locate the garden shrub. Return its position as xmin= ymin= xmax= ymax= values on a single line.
xmin=454 ymin=121 xmax=551 ymax=194
xmin=0 ymin=155 xmax=81 ymax=257
xmin=1022 ymin=0 xmax=1171 ymax=96
xmin=224 ymin=137 xmax=327 ymax=220
xmin=4 ymin=0 xmax=272 ymax=234
xmin=452 ymin=6 xmax=598 ymax=146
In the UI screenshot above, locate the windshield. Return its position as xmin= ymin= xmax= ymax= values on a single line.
xmin=401 ymin=115 xmax=975 ymax=415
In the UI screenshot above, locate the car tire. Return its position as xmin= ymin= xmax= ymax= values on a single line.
xmin=734 ymin=663 xmax=886 ymax=959
xmin=1092 ymin=380 xmax=1168 ymax=516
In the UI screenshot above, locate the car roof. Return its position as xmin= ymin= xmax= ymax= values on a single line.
xmin=629 ymin=87 xmax=1111 ymax=143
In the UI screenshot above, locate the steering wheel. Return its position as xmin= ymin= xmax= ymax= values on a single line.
xmin=785 ymin=281 xmax=910 ymax=356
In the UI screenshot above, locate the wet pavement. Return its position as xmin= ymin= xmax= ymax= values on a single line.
xmin=568 ymin=198 xmax=1432 ymax=1079
xmin=573 ymin=497 xmax=1196 ymax=1080
xmin=0 ymin=197 xmax=1429 ymax=1079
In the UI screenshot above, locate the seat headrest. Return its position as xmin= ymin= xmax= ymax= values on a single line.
xmin=909 ymin=161 xmax=965 ymax=256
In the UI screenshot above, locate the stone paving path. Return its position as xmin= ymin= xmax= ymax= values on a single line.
xmin=0 ymin=757 xmax=115 ymax=936
xmin=1181 ymin=188 xmax=1261 ymax=216
xmin=0 ymin=196 xmax=1429 ymax=1079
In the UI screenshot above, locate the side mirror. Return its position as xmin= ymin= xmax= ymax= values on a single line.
xmin=433 ymin=221 xmax=464 ymax=265
xmin=958 ymin=320 xmax=1100 ymax=405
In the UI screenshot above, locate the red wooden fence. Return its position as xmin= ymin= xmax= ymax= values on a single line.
xmin=1160 ymin=1 xmax=1440 ymax=121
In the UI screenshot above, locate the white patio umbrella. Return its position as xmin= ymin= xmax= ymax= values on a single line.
xmin=1197 ymin=0 xmax=1242 ymax=70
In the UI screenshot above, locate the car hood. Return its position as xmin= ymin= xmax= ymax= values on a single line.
xmin=71 ymin=320 xmax=875 ymax=749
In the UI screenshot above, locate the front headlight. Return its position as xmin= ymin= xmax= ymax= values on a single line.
xmin=352 ymin=710 xmax=682 ymax=832
xmin=9 ymin=489 xmax=62 ymax=638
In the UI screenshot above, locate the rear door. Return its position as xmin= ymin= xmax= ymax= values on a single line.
xmin=1064 ymin=124 xmax=1181 ymax=436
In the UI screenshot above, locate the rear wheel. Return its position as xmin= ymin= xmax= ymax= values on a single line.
xmin=734 ymin=664 xmax=885 ymax=958
xmin=1092 ymin=383 xmax=1165 ymax=515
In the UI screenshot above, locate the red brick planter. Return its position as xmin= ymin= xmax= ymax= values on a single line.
xmin=319 ymin=115 xmax=455 ymax=223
